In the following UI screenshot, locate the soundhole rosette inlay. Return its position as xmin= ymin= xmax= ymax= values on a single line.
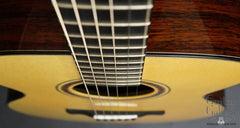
xmin=56 ymin=79 xmax=170 ymax=100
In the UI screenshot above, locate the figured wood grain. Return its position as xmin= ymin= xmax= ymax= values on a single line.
xmin=148 ymin=0 xmax=240 ymax=57
xmin=0 ymin=0 xmax=239 ymax=57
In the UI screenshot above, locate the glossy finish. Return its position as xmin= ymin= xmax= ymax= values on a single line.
xmin=1 ymin=54 xmax=240 ymax=122
xmin=0 ymin=0 xmax=240 ymax=57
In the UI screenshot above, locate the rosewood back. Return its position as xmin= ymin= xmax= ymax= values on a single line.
xmin=0 ymin=0 xmax=240 ymax=57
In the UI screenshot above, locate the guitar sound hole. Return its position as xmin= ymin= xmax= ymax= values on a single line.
xmin=73 ymin=84 xmax=154 ymax=97
xmin=57 ymin=80 xmax=169 ymax=99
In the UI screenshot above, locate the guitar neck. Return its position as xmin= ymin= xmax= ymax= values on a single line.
xmin=52 ymin=0 xmax=153 ymax=87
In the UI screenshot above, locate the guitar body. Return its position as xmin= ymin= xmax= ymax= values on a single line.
xmin=0 ymin=51 xmax=240 ymax=122
xmin=0 ymin=0 xmax=240 ymax=123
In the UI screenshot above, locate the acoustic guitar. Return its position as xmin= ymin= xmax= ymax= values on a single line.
xmin=0 ymin=0 xmax=240 ymax=123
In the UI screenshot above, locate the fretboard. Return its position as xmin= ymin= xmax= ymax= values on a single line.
xmin=52 ymin=0 xmax=153 ymax=87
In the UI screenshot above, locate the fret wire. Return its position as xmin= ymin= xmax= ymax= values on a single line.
xmin=71 ymin=0 xmax=105 ymax=115
xmin=64 ymin=20 xmax=151 ymax=27
xmin=83 ymin=75 xmax=142 ymax=79
xmin=51 ymin=0 xmax=97 ymax=115
xmin=75 ymin=54 xmax=145 ymax=58
xmin=84 ymin=79 xmax=141 ymax=83
xmin=109 ymin=0 xmax=120 ymax=114
xmin=90 ymin=0 xmax=112 ymax=115
xmin=82 ymin=71 xmax=142 ymax=75
xmin=85 ymin=82 xmax=141 ymax=86
xmin=77 ymin=60 xmax=144 ymax=64
xmin=72 ymin=45 xmax=147 ymax=50
xmin=68 ymin=34 xmax=149 ymax=39
xmin=80 ymin=66 xmax=143 ymax=70
xmin=58 ymin=3 xmax=153 ymax=10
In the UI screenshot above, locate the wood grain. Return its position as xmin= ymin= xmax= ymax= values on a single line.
xmin=0 ymin=0 xmax=239 ymax=57
xmin=148 ymin=0 xmax=240 ymax=57
xmin=0 ymin=0 xmax=68 ymax=50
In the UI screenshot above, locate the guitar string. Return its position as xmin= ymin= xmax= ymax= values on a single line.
xmin=51 ymin=0 xmax=97 ymax=115
xmin=144 ymin=0 xmax=152 ymax=81
xmin=71 ymin=0 xmax=105 ymax=115
xmin=126 ymin=0 xmax=132 ymax=115
xmin=109 ymin=0 xmax=120 ymax=115
xmin=136 ymin=0 xmax=152 ymax=100
xmin=90 ymin=0 xmax=112 ymax=115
